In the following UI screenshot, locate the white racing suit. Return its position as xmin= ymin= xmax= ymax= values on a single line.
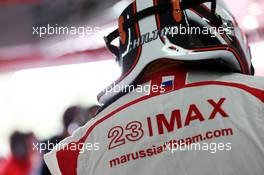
xmin=44 ymin=68 xmax=264 ymax=175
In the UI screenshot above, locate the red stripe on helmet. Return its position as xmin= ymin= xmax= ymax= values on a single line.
xmin=192 ymin=45 xmax=246 ymax=73
xmin=97 ymin=1 xmax=142 ymax=103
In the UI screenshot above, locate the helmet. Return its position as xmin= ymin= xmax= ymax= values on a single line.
xmin=99 ymin=0 xmax=254 ymax=104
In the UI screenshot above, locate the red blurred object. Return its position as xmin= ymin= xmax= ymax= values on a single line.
xmin=0 ymin=156 xmax=31 ymax=175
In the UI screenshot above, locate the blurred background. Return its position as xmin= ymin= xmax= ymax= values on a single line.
xmin=0 ymin=0 xmax=263 ymax=174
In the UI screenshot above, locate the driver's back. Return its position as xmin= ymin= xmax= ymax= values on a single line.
xmin=44 ymin=70 xmax=264 ymax=175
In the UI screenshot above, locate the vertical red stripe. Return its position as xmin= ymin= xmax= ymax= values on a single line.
xmin=153 ymin=0 xmax=161 ymax=29
xmin=98 ymin=1 xmax=142 ymax=102
xmin=147 ymin=117 xmax=153 ymax=137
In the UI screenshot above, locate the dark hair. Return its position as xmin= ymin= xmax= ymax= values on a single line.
xmin=62 ymin=106 xmax=81 ymax=129
xmin=10 ymin=131 xmax=30 ymax=160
